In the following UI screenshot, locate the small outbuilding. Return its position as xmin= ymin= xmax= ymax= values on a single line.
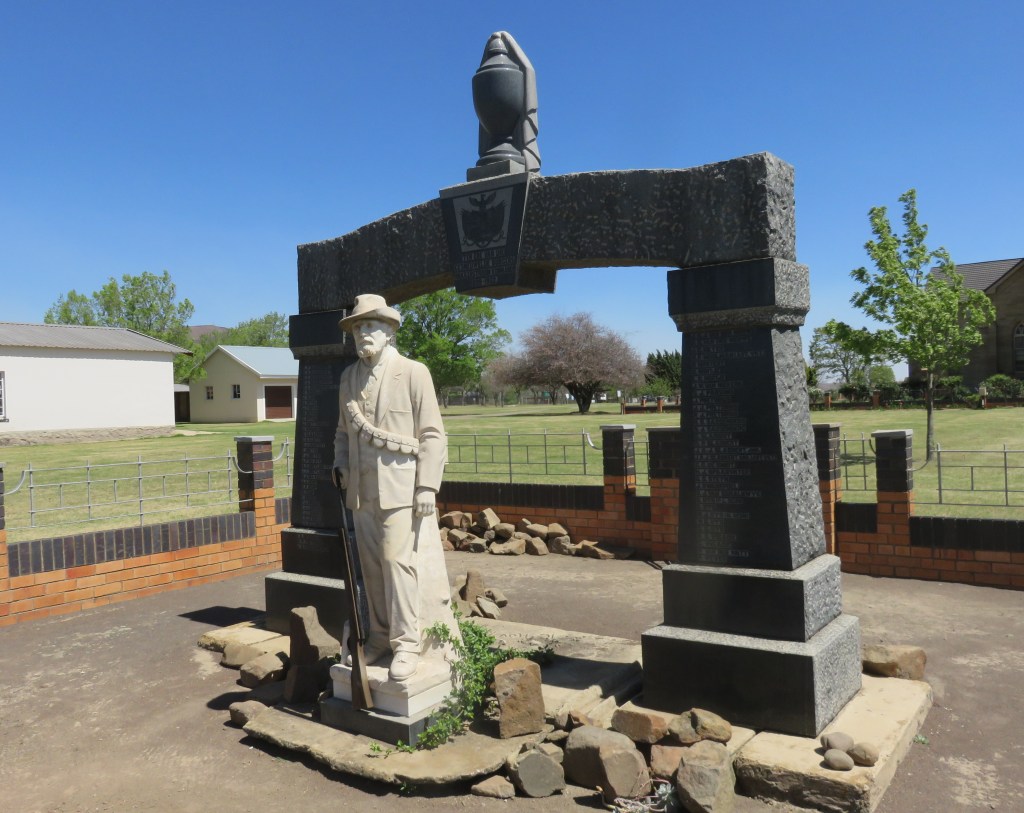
xmin=188 ymin=345 xmax=298 ymax=423
xmin=0 ymin=322 xmax=187 ymax=441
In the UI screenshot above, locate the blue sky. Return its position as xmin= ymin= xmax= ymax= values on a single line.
xmin=2 ymin=1 xmax=1021 ymax=371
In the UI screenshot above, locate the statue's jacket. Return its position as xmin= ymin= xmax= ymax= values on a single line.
xmin=333 ymin=350 xmax=446 ymax=512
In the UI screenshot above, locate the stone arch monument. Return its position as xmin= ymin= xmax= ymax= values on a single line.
xmin=271 ymin=40 xmax=860 ymax=738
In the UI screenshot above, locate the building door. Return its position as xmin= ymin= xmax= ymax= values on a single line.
xmin=265 ymin=385 xmax=293 ymax=419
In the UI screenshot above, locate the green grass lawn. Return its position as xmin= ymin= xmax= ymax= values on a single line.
xmin=2 ymin=404 xmax=1022 ymax=542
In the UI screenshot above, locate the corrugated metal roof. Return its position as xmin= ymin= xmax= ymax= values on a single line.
xmin=214 ymin=345 xmax=298 ymax=377
xmin=0 ymin=322 xmax=189 ymax=354
xmin=954 ymin=258 xmax=1023 ymax=291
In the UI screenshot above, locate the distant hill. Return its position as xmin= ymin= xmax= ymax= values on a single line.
xmin=188 ymin=324 xmax=229 ymax=341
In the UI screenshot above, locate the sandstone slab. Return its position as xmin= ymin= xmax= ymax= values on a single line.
xmin=862 ymin=644 xmax=927 ymax=681
xmin=734 ymin=675 xmax=932 ymax=813
xmin=471 ymin=775 xmax=515 ymax=798
xmin=229 ymin=700 xmax=268 ymax=727
xmin=198 ymin=622 xmax=281 ymax=652
xmin=243 ymin=706 xmax=546 ymax=786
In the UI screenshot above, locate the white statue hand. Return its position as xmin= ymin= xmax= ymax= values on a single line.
xmin=331 ymin=467 xmax=347 ymax=492
xmin=414 ymin=488 xmax=436 ymax=517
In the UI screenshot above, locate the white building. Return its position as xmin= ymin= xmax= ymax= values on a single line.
xmin=0 ymin=322 xmax=186 ymax=437
xmin=188 ymin=345 xmax=298 ymax=423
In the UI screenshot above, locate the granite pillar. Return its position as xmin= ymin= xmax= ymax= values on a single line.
xmin=641 ymin=258 xmax=861 ymax=737
xmin=264 ymin=309 xmax=357 ymax=640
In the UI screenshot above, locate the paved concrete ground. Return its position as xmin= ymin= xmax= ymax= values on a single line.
xmin=1 ymin=551 xmax=1021 ymax=812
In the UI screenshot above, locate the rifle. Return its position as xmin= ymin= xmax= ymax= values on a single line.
xmin=338 ymin=488 xmax=373 ymax=710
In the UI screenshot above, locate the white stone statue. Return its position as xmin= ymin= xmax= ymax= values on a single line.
xmin=332 ymin=293 xmax=456 ymax=682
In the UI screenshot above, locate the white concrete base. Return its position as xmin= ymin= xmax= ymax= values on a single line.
xmin=734 ymin=674 xmax=933 ymax=812
xmin=330 ymin=657 xmax=453 ymax=718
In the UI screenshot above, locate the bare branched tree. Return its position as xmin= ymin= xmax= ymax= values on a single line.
xmin=518 ymin=312 xmax=644 ymax=414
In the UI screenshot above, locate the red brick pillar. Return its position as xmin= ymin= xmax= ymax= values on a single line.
xmin=601 ymin=424 xmax=636 ymax=519
xmin=235 ymin=436 xmax=277 ymax=534
xmin=812 ymin=423 xmax=842 ymax=553
xmin=873 ymin=429 xmax=913 ymax=547
xmin=647 ymin=427 xmax=681 ymax=561
xmin=0 ymin=462 xmax=8 ymax=600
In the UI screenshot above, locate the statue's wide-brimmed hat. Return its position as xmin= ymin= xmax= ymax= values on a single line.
xmin=338 ymin=294 xmax=402 ymax=332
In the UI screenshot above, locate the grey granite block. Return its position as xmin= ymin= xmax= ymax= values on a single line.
xmin=319 ymin=696 xmax=439 ymax=746
xmin=280 ymin=527 xmax=346 ymax=580
xmin=676 ymin=326 xmax=825 ymax=570
xmin=264 ymin=571 xmax=348 ymax=642
xmin=640 ymin=614 xmax=861 ymax=738
xmin=296 ymin=154 xmax=796 ymax=311
xmin=662 ymin=554 xmax=843 ymax=642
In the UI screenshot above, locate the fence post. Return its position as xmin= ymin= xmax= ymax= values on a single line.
xmin=235 ymin=436 xmax=276 ymax=537
xmin=647 ymin=427 xmax=681 ymax=561
xmin=812 ymin=423 xmax=842 ymax=554
xmin=600 ymin=424 xmax=636 ymax=516
xmin=873 ymin=429 xmax=914 ymax=548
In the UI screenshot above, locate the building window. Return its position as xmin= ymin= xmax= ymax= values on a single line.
xmin=206 ymin=386 xmax=214 ymax=400
xmin=1014 ymin=323 xmax=1024 ymax=376
xmin=232 ymin=384 xmax=241 ymax=399
xmin=0 ymin=371 xmax=6 ymax=420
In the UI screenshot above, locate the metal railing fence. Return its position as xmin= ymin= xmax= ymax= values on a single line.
xmin=3 ymin=440 xmax=293 ymax=536
xmin=445 ymin=431 xmax=604 ymax=484
xmin=838 ymin=433 xmax=1024 ymax=509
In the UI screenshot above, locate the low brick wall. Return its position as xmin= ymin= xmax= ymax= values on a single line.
xmin=816 ymin=425 xmax=1024 ymax=590
xmin=438 ymin=425 xmax=680 ymax=561
xmin=0 ymin=437 xmax=287 ymax=627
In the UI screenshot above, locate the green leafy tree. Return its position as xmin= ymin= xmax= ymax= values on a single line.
xmin=46 ymin=270 xmax=195 ymax=381
xmin=836 ymin=190 xmax=996 ymax=458
xmin=44 ymin=290 xmax=99 ymax=326
xmin=396 ymin=290 xmax=511 ymax=400
xmin=517 ymin=312 xmax=643 ymax=414
xmin=645 ymin=349 xmax=682 ymax=395
xmin=229 ymin=312 xmax=289 ymax=347
xmin=179 ymin=312 xmax=290 ymax=382
xmin=809 ymin=320 xmax=872 ymax=384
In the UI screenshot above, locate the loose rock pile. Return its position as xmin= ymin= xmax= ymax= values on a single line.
xmin=228 ymin=606 xmax=340 ymax=723
xmin=439 ymin=509 xmax=633 ymax=560
xmin=820 ymin=730 xmax=879 ymax=770
xmin=452 ymin=569 xmax=508 ymax=619
xmin=469 ymin=699 xmax=742 ymax=809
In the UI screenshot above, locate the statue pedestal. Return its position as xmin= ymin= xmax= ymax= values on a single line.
xmin=322 ymin=658 xmax=453 ymax=744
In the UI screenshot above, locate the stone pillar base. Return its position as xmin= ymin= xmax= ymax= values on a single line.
xmin=323 ymin=658 xmax=454 ymax=745
xmin=319 ymin=697 xmax=443 ymax=746
xmin=641 ymin=613 xmax=861 ymax=737
xmin=661 ymin=554 xmax=843 ymax=642
xmin=330 ymin=658 xmax=453 ymax=717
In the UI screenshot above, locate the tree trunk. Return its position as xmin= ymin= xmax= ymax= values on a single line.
xmin=925 ymin=371 xmax=935 ymax=462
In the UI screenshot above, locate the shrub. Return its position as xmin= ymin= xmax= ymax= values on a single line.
xmin=982 ymin=374 xmax=1024 ymax=400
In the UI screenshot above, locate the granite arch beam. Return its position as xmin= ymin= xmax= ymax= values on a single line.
xmin=296 ymin=152 xmax=796 ymax=312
